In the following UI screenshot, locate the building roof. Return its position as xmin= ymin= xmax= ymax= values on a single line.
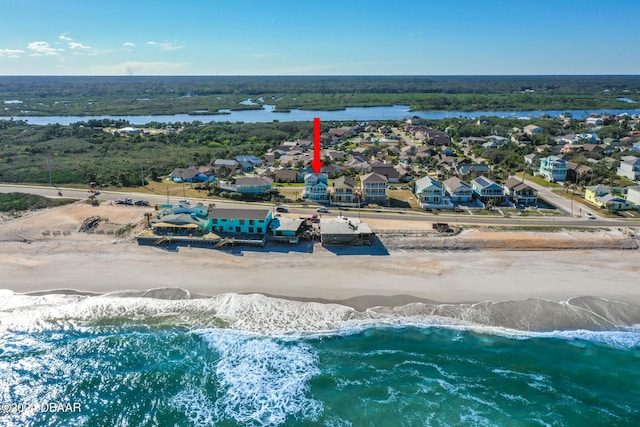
xmin=208 ymin=208 xmax=271 ymax=221
xmin=471 ymin=175 xmax=500 ymax=189
xmin=456 ymin=163 xmax=490 ymax=175
xmin=415 ymin=175 xmax=442 ymax=189
xmin=585 ymin=184 xmax=611 ymax=195
xmin=333 ymin=176 xmax=357 ymax=188
xmin=320 ymin=217 xmax=372 ymax=236
xmin=443 ymin=176 xmax=470 ymax=191
xmin=152 ymin=213 xmax=205 ymax=227
xmin=270 ymin=217 xmax=303 ymax=233
xmin=503 ymin=177 xmax=534 ymax=192
xmin=360 ymin=172 xmax=388 ymax=183
xmin=235 ymin=177 xmax=273 ymax=186
xmin=214 ymin=159 xmax=239 ymax=167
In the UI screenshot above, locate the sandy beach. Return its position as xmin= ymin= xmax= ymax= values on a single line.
xmin=2 ymin=203 xmax=640 ymax=308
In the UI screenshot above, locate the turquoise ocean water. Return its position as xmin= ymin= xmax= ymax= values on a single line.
xmin=1 ymin=293 xmax=640 ymax=426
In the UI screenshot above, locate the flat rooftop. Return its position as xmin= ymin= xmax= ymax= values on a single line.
xmin=320 ymin=216 xmax=372 ymax=236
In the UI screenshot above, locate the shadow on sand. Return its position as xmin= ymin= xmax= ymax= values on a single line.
xmin=322 ymin=235 xmax=390 ymax=256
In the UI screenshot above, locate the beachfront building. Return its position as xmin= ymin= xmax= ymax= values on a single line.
xmin=360 ymin=172 xmax=388 ymax=204
xmin=470 ymin=175 xmax=506 ymax=206
xmin=320 ymin=216 xmax=373 ymax=246
xmin=303 ymin=172 xmax=330 ymax=203
xmin=414 ymin=176 xmax=452 ymax=209
xmin=269 ymin=217 xmax=305 ymax=244
xmin=443 ymin=177 xmax=473 ymax=203
xmin=617 ymin=157 xmax=640 ymax=182
xmin=150 ymin=213 xmax=210 ymax=236
xmin=538 ymin=156 xmax=567 ymax=182
xmin=331 ymin=176 xmax=359 ymax=206
xmin=234 ymin=177 xmax=274 ymax=195
xmin=208 ymin=208 xmax=273 ymax=236
xmin=503 ymin=177 xmax=538 ymax=205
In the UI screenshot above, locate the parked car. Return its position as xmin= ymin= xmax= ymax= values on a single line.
xmin=317 ymin=207 xmax=330 ymax=213
xmin=276 ymin=206 xmax=288 ymax=213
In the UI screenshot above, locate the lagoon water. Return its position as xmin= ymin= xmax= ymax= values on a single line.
xmin=1 ymin=292 xmax=639 ymax=426
xmin=10 ymin=105 xmax=640 ymax=126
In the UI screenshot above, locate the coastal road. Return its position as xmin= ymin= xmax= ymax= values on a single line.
xmin=3 ymin=183 xmax=639 ymax=228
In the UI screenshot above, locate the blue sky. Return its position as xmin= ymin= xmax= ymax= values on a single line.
xmin=0 ymin=0 xmax=638 ymax=75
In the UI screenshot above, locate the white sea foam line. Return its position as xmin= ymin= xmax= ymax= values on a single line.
xmin=194 ymin=329 xmax=323 ymax=426
xmin=1 ymin=292 xmax=640 ymax=349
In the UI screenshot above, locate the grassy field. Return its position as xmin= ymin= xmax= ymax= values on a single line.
xmin=515 ymin=172 xmax=561 ymax=188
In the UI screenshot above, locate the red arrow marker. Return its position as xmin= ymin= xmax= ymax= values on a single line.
xmin=310 ymin=117 xmax=324 ymax=175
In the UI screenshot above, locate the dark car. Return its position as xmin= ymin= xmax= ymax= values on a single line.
xmin=276 ymin=206 xmax=288 ymax=213
xmin=135 ymin=200 xmax=149 ymax=206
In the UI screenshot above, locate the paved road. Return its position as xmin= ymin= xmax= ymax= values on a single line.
xmin=2 ymin=183 xmax=639 ymax=228
xmin=516 ymin=176 xmax=598 ymax=218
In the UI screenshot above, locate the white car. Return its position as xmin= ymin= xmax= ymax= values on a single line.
xmin=317 ymin=207 xmax=330 ymax=213
xmin=585 ymin=212 xmax=596 ymax=219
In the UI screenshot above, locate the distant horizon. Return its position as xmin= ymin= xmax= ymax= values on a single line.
xmin=1 ymin=0 xmax=638 ymax=76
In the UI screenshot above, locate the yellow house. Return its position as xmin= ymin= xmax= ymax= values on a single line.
xmin=584 ymin=185 xmax=611 ymax=207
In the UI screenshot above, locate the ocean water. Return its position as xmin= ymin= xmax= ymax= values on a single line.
xmin=1 ymin=292 xmax=640 ymax=426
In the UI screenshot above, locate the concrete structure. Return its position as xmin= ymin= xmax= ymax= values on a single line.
xmin=320 ymin=216 xmax=373 ymax=246
xmin=303 ymin=172 xmax=329 ymax=202
xmin=539 ymin=156 xmax=567 ymax=182
xmin=626 ymin=185 xmax=640 ymax=206
xmin=208 ymin=208 xmax=273 ymax=236
xmin=617 ymin=157 xmax=640 ymax=181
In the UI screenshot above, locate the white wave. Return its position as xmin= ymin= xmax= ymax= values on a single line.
xmin=196 ymin=329 xmax=323 ymax=426
xmin=1 ymin=290 xmax=640 ymax=349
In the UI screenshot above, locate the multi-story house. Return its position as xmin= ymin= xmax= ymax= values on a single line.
xmin=503 ymin=177 xmax=537 ymax=205
xmin=331 ymin=176 xmax=359 ymax=205
xmin=360 ymin=172 xmax=388 ymax=204
xmin=471 ymin=175 xmax=505 ymax=206
xmin=303 ymin=172 xmax=329 ymax=202
xmin=234 ymin=177 xmax=273 ymax=195
xmin=443 ymin=177 xmax=473 ymax=203
xmin=538 ymin=156 xmax=567 ymax=182
xmin=414 ymin=176 xmax=451 ymax=209
xmin=208 ymin=208 xmax=273 ymax=236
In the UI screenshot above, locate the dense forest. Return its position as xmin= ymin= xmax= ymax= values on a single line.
xmin=0 ymin=118 xmax=320 ymax=186
xmin=1 ymin=75 xmax=639 ymax=116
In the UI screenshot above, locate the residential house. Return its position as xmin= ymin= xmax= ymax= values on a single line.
xmin=443 ymin=177 xmax=473 ymax=203
xmin=371 ymin=164 xmax=400 ymax=183
xmin=360 ymin=172 xmax=388 ymax=204
xmin=269 ymin=217 xmax=305 ymax=244
xmin=234 ymin=177 xmax=273 ymax=195
xmin=456 ymin=163 xmax=490 ymax=177
xmin=471 ymin=176 xmax=506 ymax=206
xmin=303 ymin=172 xmax=329 ymax=202
xmin=169 ymin=167 xmax=198 ymax=183
xmin=594 ymin=193 xmax=634 ymax=211
xmin=209 ymin=208 xmax=273 ymax=236
xmin=617 ymin=157 xmax=640 ymax=181
xmin=538 ymin=156 xmax=567 ymax=182
xmin=331 ymin=176 xmax=359 ymax=206
xmin=485 ymin=135 xmax=510 ymax=147
xmin=523 ymin=124 xmax=543 ymax=136
xmin=273 ymin=169 xmax=300 ymax=183
xmin=625 ymin=185 xmax=640 ymax=206
xmin=236 ymin=154 xmax=263 ymax=172
xmin=213 ymin=159 xmax=239 ymax=177
xmin=584 ymin=185 xmax=611 ymax=205
xmin=322 ymin=163 xmax=346 ymax=178
xmin=503 ymin=177 xmax=537 ymax=205
xmin=565 ymin=162 xmax=594 ymax=183
xmin=414 ymin=176 xmax=451 ymax=209
xmin=586 ymin=117 xmax=604 ymax=126
xmin=524 ymin=153 xmax=539 ymax=165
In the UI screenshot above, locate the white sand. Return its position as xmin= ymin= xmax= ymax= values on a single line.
xmin=2 ymin=203 xmax=640 ymax=306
